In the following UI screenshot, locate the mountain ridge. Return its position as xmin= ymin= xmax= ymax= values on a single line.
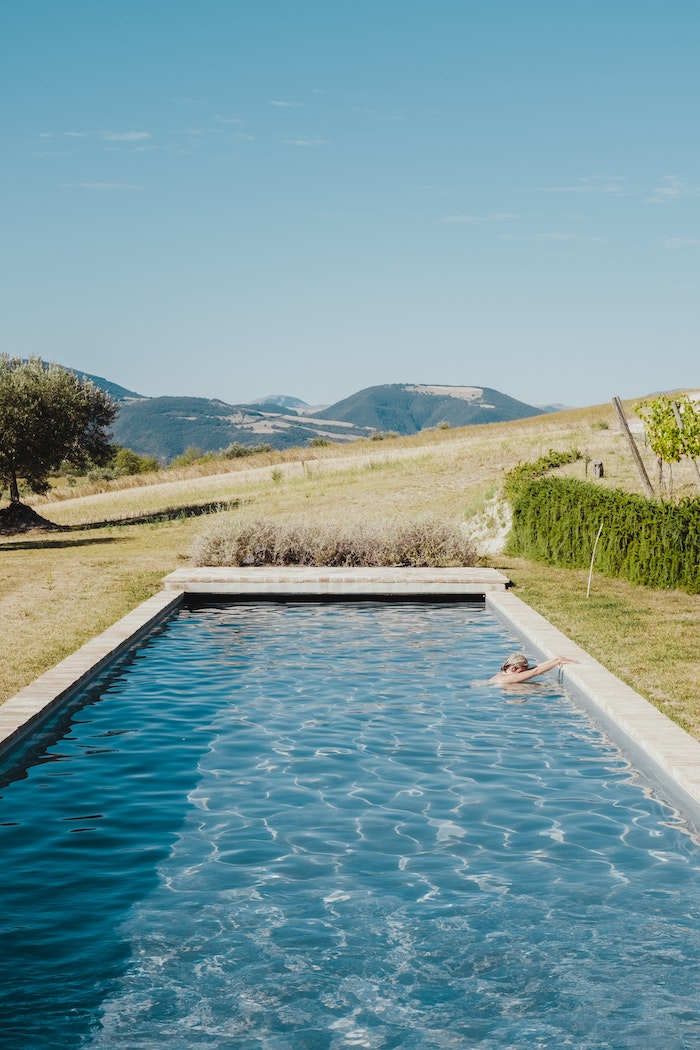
xmin=315 ymin=383 xmax=548 ymax=435
xmin=53 ymin=365 xmax=559 ymax=463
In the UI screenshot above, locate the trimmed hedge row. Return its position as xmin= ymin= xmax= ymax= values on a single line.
xmin=506 ymin=476 xmax=700 ymax=593
xmin=502 ymin=447 xmax=581 ymax=498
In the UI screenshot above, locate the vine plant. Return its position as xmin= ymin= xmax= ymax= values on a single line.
xmin=635 ymin=394 xmax=700 ymax=496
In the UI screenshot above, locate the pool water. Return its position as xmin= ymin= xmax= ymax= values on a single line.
xmin=2 ymin=602 xmax=700 ymax=1049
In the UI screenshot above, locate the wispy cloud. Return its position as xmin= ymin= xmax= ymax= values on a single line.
xmin=39 ymin=129 xmax=152 ymax=143
xmin=540 ymin=173 xmax=700 ymax=205
xmin=536 ymin=231 xmax=607 ymax=243
xmin=100 ymin=131 xmax=152 ymax=142
xmin=180 ymin=126 xmax=223 ymax=137
xmin=281 ymin=137 xmax=328 ymax=147
xmin=271 ymin=99 xmax=303 ymax=108
xmin=540 ymin=176 xmax=627 ymax=195
xmin=663 ymin=237 xmax=700 ymax=248
xmin=64 ymin=182 xmax=141 ymax=191
xmin=440 ymin=213 xmax=516 ymax=224
xmin=40 ymin=131 xmax=89 ymax=139
xmin=648 ymin=176 xmax=700 ymax=203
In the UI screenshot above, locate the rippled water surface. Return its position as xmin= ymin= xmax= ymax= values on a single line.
xmin=2 ymin=602 xmax=700 ymax=1049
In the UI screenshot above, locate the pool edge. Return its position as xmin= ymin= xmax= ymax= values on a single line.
xmin=0 ymin=589 xmax=186 ymax=760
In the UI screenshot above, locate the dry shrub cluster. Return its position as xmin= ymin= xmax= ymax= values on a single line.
xmin=192 ymin=515 xmax=476 ymax=568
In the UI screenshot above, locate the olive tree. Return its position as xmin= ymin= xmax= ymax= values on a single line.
xmin=0 ymin=355 xmax=116 ymax=504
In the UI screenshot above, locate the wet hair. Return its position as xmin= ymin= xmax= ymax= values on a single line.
xmin=501 ymin=653 xmax=530 ymax=672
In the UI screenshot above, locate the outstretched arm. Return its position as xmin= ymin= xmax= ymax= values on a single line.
xmin=491 ymin=656 xmax=578 ymax=684
xmin=512 ymin=657 xmax=577 ymax=682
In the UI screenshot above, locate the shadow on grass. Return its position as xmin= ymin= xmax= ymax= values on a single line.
xmin=0 ymin=535 xmax=125 ymax=552
xmin=0 ymin=500 xmax=238 ymax=549
xmin=68 ymin=500 xmax=239 ymax=530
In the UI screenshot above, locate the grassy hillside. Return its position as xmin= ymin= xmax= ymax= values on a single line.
xmin=3 ymin=397 xmax=700 ymax=738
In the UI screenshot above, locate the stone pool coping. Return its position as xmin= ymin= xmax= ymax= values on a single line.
xmin=2 ymin=566 xmax=700 ymax=830
xmin=161 ymin=565 xmax=513 ymax=596
xmin=0 ymin=590 xmax=185 ymax=760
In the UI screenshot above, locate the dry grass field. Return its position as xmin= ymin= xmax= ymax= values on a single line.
xmin=3 ymin=396 xmax=699 ymax=737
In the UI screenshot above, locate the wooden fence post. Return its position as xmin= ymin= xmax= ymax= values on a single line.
xmin=672 ymin=401 xmax=700 ymax=494
xmin=611 ymin=397 xmax=655 ymax=498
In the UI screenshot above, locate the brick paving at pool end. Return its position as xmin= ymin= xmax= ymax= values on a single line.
xmin=3 ymin=566 xmax=700 ymax=833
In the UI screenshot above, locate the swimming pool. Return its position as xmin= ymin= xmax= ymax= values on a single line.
xmin=2 ymin=601 xmax=700 ymax=1049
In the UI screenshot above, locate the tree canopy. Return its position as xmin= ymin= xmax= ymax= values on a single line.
xmin=0 ymin=355 xmax=116 ymax=504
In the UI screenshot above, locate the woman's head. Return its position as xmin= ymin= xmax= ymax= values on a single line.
xmin=501 ymin=653 xmax=530 ymax=673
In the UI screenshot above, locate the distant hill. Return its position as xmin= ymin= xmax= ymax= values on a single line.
xmin=110 ymin=384 xmax=549 ymax=461
xmin=111 ymin=396 xmax=371 ymax=462
xmin=247 ymin=394 xmax=309 ymax=411
xmin=537 ymin=402 xmax=571 ymax=414
xmin=316 ymin=384 xmax=547 ymax=433
xmin=46 ymin=364 xmax=554 ymax=462
xmin=22 ymin=360 xmax=144 ymax=402
xmin=62 ymin=366 xmax=144 ymax=402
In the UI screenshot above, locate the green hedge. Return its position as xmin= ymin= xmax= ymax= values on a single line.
xmin=503 ymin=447 xmax=581 ymax=498
xmin=506 ymin=476 xmax=700 ymax=592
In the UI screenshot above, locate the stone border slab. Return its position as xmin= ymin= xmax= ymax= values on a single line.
xmin=487 ymin=589 xmax=700 ymax=829
xmin=0 ymin=590 xmax=185 ymax=760
xmin=162 ymin=566 xmax=511 ymax=596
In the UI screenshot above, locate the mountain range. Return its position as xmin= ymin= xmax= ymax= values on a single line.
xmin=66 ymin=368 xmax=558 ymax=463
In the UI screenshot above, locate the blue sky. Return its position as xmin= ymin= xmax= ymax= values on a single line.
xmin=2 ymin=1 xmax=698 ymax=409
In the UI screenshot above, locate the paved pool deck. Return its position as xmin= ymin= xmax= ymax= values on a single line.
xmin=2 ymin=566 xmax=699 ymax=829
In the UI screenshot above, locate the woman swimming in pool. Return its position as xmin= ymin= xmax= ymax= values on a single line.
xmin=490 ymin=652 xmax=579 ymax=684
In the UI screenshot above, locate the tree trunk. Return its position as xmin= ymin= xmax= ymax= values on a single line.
xmin=9 ymin=470 xmax=20 ymax=504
